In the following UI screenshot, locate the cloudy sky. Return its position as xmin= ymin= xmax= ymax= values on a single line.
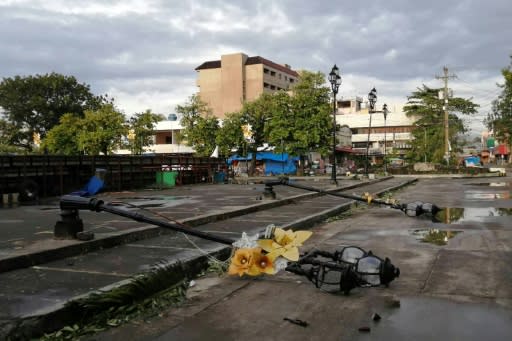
xmin=1 ymin=0 xmax=511 ymax=134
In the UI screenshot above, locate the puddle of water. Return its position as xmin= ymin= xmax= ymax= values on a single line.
xmin=435 ymin=207 xmax=512 ymax=224
xmin=359 ymin=296 xmax=512 ymax=341
xmin=467 ymin=182 xmax=511 ymax=187
xmin=465 ymin=191 xmax=510 ymax=200
xmin=410 ymin=229 xmax=461 ymax=245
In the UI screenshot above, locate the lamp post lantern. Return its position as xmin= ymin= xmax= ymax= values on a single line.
xmin=365 ymin=87 xmax=377 ymax=176
xmin=328 ymin=64 xmax=341 ymax=185
xmin=382 ymin=103 xmax=389 ymax=175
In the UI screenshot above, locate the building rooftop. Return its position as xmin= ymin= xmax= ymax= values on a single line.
xmin=195 ymin=55 xmax=299 ymax=78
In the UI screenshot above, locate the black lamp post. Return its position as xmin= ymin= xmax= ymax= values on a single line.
xmin=329 ymin=65 xmax=341 ymax=185
xmin=365 ymin=87 xmax=377 ymax=176
xmin=382 ymin=103 xmax=389 ymax=175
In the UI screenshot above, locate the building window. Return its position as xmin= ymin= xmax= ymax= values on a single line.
xmin=165 ymin=136 xmax=172 ymax=144
xmin=289 ymin=78 xmax=295 ymax=83
xmin=264 ymin=68 xmax=269 ymax=74
xmin=264 ymin=82 xmax=270 ymax=88
xmin=270 ymin=85 xmax=276 ymax=90
xmin=270 ymin=71 xmax=276 ymax=76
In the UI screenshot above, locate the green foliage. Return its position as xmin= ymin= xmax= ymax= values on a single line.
xmin=0 ymin=72 xmax=106 ymax=150
xmin=78 ymin=104 xmax=127 ymax=155
xmin=127 ymin=110 xmax=165 ymax=155
xmin=177 ymin=94 xmax=219 ymax=156
xmin=39 ymin=261 xmax=189 ymax=340
xmin=216 ymin=112 xmax=246 ymax=157
xmin=485 ymin=56 xmax=512 ymax=146
xmin=42 ymin=113 xmax=83 ymax=154
xmin=269 ymin=70 xmax=331 ymax=156
xmin=240 ymin=92 xmax=277 ymax=174
xmin=264 ymin=70 xmax=331 ymax=175
xmin=403 ymin=85 xmax=478 ymax=163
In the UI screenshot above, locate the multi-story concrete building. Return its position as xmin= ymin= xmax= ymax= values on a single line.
xmin=335 ymin=97 xmax=416 ymax=165
xmin=195 ymin=53 xmax=299 ymax=118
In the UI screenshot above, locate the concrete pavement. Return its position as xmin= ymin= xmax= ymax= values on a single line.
xmin=1 ymin=172 xmax=511 ymax=340
xmin=86 ymin=175 xmax=512 ymax=341
xmin=1 ymin=175 xmax=418 ymax=339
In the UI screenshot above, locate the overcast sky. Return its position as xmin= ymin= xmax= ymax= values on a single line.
xmin=1 ymin=0 xmax=511 ymax=135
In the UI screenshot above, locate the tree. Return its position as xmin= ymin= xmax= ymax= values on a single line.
xmin=267 ymin=71 xmax=332 ymax=174
xmin=0 ymin=73 xmax=106 ymax=150
xmin=177 ymin=94 xmax=219 ymax=156
xmin=78 ymin=104 xmax=127 ymax=155
xmin=216 ymin=112 xmax=246 ymax=157
xmin=403 ymin=85 xmax=478 ymax=163
xmin=42 ymin=114 xmax=84 ymax=155
xmin=127 ymin=110 xmax=165 ymax=155
xmin=240 ymin=92 xmax=277 ymax=175
xmin=485 ymin=56 xmax=512 ymax=159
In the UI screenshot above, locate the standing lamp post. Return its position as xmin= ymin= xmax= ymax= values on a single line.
xmin=328 ymin=65 xmax=342 ymax=185
xmin=365 ymin=87 xmax=377 ymax=176
xmin=382 ymin=103 xmax=389 ymax=175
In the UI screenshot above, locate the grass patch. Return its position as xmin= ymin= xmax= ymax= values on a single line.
xmin=40 ymin=262 xmax=189 ymax=340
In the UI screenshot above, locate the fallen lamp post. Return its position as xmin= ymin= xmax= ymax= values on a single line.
xmin=264 ymin=177 xmax=441 ymax=217
xmin=57 ymin=195 xmax=400 ymax=294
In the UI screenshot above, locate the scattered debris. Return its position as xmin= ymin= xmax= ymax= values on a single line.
xmin=77 ymin=231 xmax=95 ymax=241
xmin=283 ymin=317 xmax=309 ymax=327
xmin=358 ymin=326 xmax=371 ymax=332
xmin=390 ymin=295 xmax=401 ymax=308
xmin=372 ymin=313 xmax=381 ymax=321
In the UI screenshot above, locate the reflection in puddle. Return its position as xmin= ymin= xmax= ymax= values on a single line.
xmin=435 ymin=207 xmax=512 ymax=223
xmin=359 ymin=296 xmax=512 ymax=340
xmin=410 ymin=229 xmax=461 ymax=245
xmin=465 ymin=191 xmax=510 ymax=199
xmin=467 ymin=182 xmax=510 ymax=187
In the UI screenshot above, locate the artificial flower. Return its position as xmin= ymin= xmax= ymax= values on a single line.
xmin=228 ymin=248 xmax=275 ymax=276
xmin=248 ymin=250 xmax=275 ymax=275
xmin=258 ymin=227 xmax=312 ymax=262
xmin=363 ymin=192 xmax=373 ymax=204
xmin=228 ymin=248 xmax=256 ymax=276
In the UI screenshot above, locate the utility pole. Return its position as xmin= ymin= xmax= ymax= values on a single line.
xmin=436 ymin=66 xmax=456 ymax=165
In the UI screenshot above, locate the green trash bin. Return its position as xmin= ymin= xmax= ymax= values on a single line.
xmin=156 ymin=171 xmax=178 ymax=188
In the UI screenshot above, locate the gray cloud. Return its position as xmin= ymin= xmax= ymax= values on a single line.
xmin=0 ymin=0 xmax=511 ymax=133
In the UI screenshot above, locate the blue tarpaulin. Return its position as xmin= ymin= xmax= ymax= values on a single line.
xmin=464 ymin=156 xmax=480 ymax=167
xmin=70 ymin=175 xmax=104 ymax=197
xmin=228 ymin=152 xmax=298 ymax=175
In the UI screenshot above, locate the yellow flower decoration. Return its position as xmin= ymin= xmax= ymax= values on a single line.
xmin=248 ymin=251 xmax=275 ymax=276
xmin=228 ymin=248 xmax=275 ymax=276
xmin=363 ymin=192 xmax=373 ymax=204
xmin=257 ymin=227 xmax=312 ymax=262
xmin=228 ymin=248 xmax=255 ymax=276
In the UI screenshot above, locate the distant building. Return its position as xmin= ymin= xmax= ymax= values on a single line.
xmin=195 ymin=52 xmax=299 ymax=118
xmin=114 ymin=114 xmax=194 ymax=155
xmin=335 ymin=97 xmax=416 ymax=163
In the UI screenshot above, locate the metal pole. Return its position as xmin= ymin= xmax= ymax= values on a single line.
xmin=384 ymin=115 xmax=387 ymax=175
xmin=365 ymin=113 xmax=372 ymax=176
xmin=332 ymin=91 xmax=337 ymax=184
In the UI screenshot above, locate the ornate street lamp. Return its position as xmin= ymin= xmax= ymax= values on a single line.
xmin=382 ymin=103 xmax=389 ymax=175
xmin=365 ymin=87 xmax=377 ymax=176
xmin=328 ymin=65 xmax=342 ymax=185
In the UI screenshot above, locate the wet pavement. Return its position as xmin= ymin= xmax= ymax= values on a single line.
xmin=2 ymin=173 xmax=512 ymax=340
xmin=85 ymin=174 xmax=512 ymax=341
xmin=0 ymin=175 xmax=416 ymax=339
